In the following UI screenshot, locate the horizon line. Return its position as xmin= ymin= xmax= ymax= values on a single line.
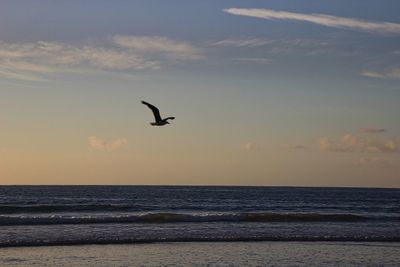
xmin=0 ymin=184 xmax=399 ymax=189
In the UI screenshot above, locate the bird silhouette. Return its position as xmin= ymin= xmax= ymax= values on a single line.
xmin=141 ymin=101 xmax=175 ymax=126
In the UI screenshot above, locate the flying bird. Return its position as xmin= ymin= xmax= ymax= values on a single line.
xmin=141 ymin=101 xmax=175 ymax=126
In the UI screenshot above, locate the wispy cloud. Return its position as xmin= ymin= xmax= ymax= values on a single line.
xmin=319 ymin=134 xmax=400 ymax=153
xmin=358 ymin=128 xmax=386 ymax=134
xmin=362 ymin=68 xmax=400 ymax=80
xmin=0 ymin=41 xmax=159 ymax=80
xmin=0 ymin=36 xmax=202 ymax=80
xmin=267 ymin=39 xmax=342 ymax=56
xmin=224 ymin=8 xmax=400 ymax=34
xmin=355 ymin=157 xmax=397 ymax=169
xmin=0 ymin=69 xmax=45 ymax=81
xmin=288 ymin=144 xmax=310 ymax=150
xmin=1 ymin=60 xmax=54 ymax=73
xmin=211 ymin=37 xmax=354 ymax=57
xmin=231 ymin=57 xmax=272 ymax=64
xmin=208 ymin=38 xmax=271 ymax=48
xmin=89 ymin=136 xmax=128 ymax=151
xmin=112 ymin=35 xmax=202 ymax=60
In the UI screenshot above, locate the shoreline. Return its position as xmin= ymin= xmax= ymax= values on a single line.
xmin=2 ymin=239 xmax=400 ymax=249
xmin=1 ymin=241 xmax=399 ymax=266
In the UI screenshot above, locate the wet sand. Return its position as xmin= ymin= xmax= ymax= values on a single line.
xmin=1 ymin=242 xmax=399 ymax=266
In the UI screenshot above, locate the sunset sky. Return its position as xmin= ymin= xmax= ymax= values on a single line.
xmin=1 ymin=0 xmax=400 ymax=187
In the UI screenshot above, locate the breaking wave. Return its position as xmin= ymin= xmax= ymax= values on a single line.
xmin=2 ymin=235 xmax=400 ymax=248
xmin=0 ymin=212 xmax=387 ymax=226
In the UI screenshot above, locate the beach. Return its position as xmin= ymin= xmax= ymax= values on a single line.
xmin=1 ymin=186 xmax=399 ymax=266
xmin=2 ymin=0 xmax=400 ymax=266
xmin=1 ymin=242 xmax=400 ymax=266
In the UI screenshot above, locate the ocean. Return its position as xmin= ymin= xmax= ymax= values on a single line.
xmin=0 ymin=186 xmax=399 ymax=247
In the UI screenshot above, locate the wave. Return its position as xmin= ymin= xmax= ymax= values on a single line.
xmin=0 ymin=212 xmax=389 ymax=226
xmin=2 ymin=235 xmax=400 ymax=248
xmin=1 ymin=203 xmax=398 ymax=215
xmin=0 ymin=204 xmax=137 ymax=214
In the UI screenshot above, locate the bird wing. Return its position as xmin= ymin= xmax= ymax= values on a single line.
xmin=141 ymin=101 xmax=162 ymax=122
xmin=164 ymin=117 xmax=175 ymax=120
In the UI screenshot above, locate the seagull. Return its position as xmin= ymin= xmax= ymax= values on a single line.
xmin=141 ymin=101 xmax=175 ymax=126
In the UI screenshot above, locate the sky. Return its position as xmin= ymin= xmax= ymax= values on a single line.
xmin=1 ymin=0 xmax=400 ymax=187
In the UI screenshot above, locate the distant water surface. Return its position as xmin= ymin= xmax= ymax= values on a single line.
xmin=0 ymin=186 xmax=399 ymax=247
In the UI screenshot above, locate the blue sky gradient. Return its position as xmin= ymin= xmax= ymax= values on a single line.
xmin=1 ymin=1 xmax=399 ymax=186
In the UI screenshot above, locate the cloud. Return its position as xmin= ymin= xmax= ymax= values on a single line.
xmin=212 ymin=37 xmax=353 ymax=57
xmin=224 ymin=8 xmax=400 ymax=34
xmin=0 ymin=36 xmax=202 ymax=80
xmin=89 ymin=136 xmax=128 ymax=151
xmin=244 ymin=142 xmax=256 ymax=151
xmin=211 ymin=37 xmax=343 ymax=55
xmin=243 ymin=142 xmax=264 ymax=151
xmin=288 ymin=144 xmax=310 ymax=150
xmin=1 ymin=60 xmax=53 ymax=73
xmin=0 ymin=69 xmax=45 ymax=81
xmin=362 ymin=68 xmax=400 ymax=80
xmin=319 ymin=137 xmax=334 ymax=151
xmin=362 ymin=71 xmax=387 ymax=79
xmin=358 ymin=128 xmax=386 ymax=134
xmin=270 ymin=39 xmax=348 ymax=56
xmin=356 ymin=157 xmax=397 ymax=169
xmin=319 ymin=134 xmax=400 ymax=153
xmin=112 ymin=35 xmax=202 ymax=60
xmin=209 ymin=38 xmax=271 ymax=48
xmin=0 ymin=41 xmax=160 ymax=80
xmin=233 ymin=57 xmax=272 ymax=63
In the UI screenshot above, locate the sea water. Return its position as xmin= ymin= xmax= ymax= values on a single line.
xmin=0 ymin=186 xmax=399 ymax=247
